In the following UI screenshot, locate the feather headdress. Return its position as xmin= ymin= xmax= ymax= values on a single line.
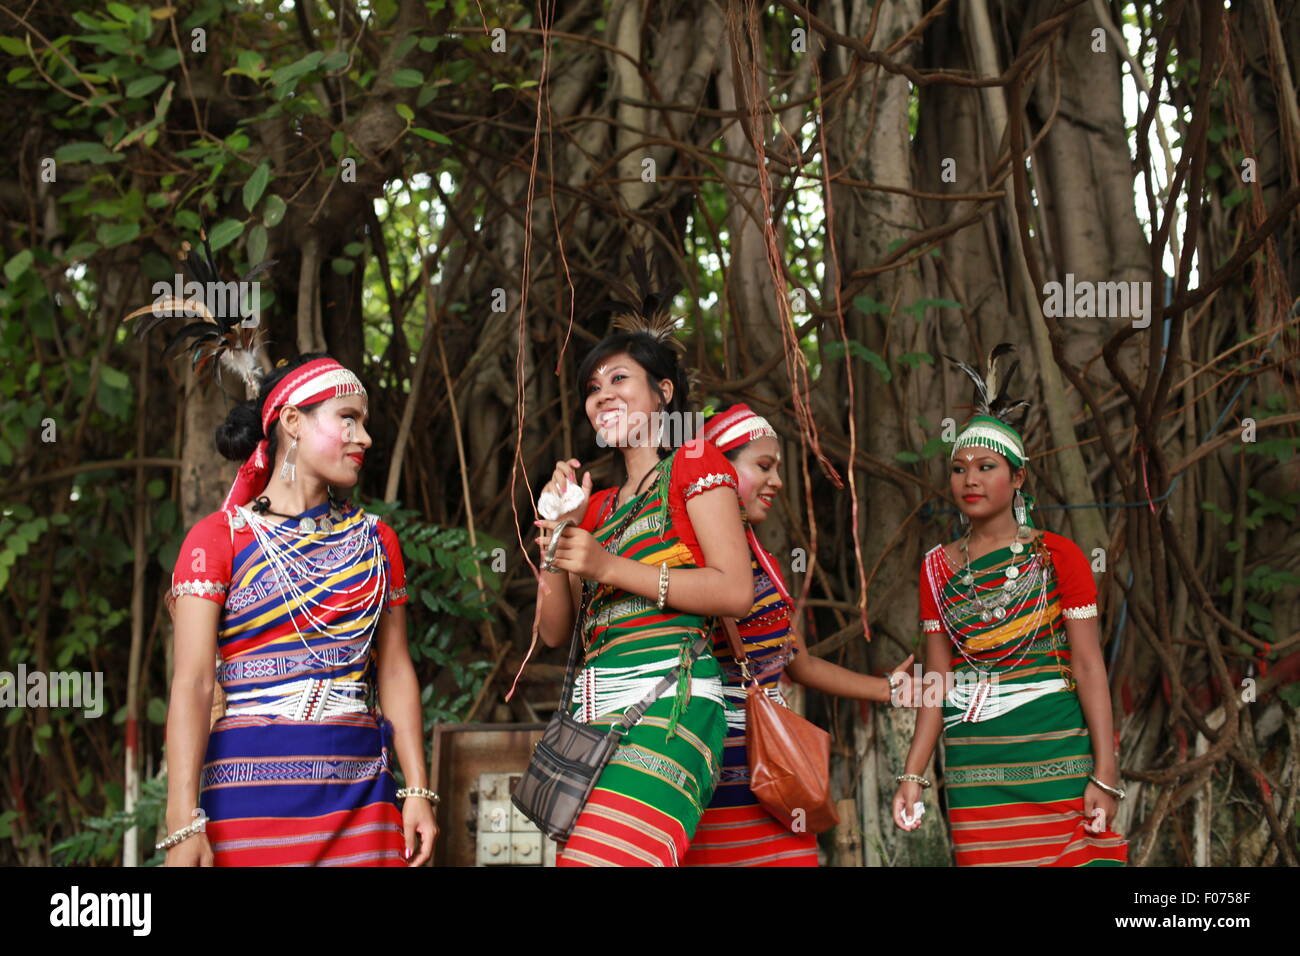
xmin=942 ymin=342 xmax=1029 ymax=425
xmin=122 ymin=225 xmax=274 ymax=393
xmin=597 ymin=248 xmax=685 ymax=356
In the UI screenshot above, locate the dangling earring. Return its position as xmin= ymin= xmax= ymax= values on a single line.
xmin=1013 ymin=488 xmax=1030 ymax=538
xmin=959 ymin=510 xmax=970 ymax=532
xmin=280 ymin=437 xmax=298 ymax=483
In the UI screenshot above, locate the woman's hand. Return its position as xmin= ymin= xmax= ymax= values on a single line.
xmin=535 ymin=519 xmax=609 ymax=580
xmin=887 ymin=653 xmax=920 ymax=707
xmin=164 ymin=834 xmax=213 ymax=867
xmin=892 ymin=781 xmax=925 ymax=831
xmin=543 ymin=459 xmax=592 ymax=524
xmin=1082 ymin=781 xmax=1118 ymax=834
xmin=402 ymin=797 xmax=438 ymax=866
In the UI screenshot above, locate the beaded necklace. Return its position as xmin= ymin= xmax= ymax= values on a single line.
xmin=236 ymin=502 xmax=388 ymax=668
xmin=926 ymin=532 xmax=1051 ymax=680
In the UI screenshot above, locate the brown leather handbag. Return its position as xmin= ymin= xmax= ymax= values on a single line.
xmin=722 ymin=617 xmax=840 ymax=834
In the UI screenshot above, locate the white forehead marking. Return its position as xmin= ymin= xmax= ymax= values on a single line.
xmin=596 ymin=364 xmax=609 ymax=378
xmin=961 ymin=453 xmax=976 ymax=462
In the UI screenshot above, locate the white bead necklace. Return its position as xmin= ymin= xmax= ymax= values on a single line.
xmin=237 ymin=504 xmax=388 ymax=668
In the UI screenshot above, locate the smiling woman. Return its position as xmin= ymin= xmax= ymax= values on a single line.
xmin=161 ymin=353 xmax=438 ymax=867
xmin=529 ymin=287 xmax=754 ymax=866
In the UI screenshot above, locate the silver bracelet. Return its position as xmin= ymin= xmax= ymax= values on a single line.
xmin=656 ymin=561 xmax=669 ymax=610
xmin=896 ymin=773 xmax=931 ymax=790
xmin=1088 ymin=774 xmax=1126 ymax=800
xmin=397 ymin=786 xmax=441 ymax=805
xmin=156 ymin=808 xmax=208 ymax=851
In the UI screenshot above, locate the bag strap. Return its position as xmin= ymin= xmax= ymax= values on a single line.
xmin=720 ymin=616 xmax=761 ymax=689
xmin=610 ymin=629 xmax=714 ymax=733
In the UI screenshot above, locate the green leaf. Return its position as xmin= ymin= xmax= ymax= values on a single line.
xmin=1222 ymin=188 xmax=1247 ymax=210
xmin=412 ymin=127 xmax=451 ymax=145
xmin=331 ymin=258 xmax=355 ymax=275
xmin=96 ymin=222 xmax=140 ymax=248
xmin=54 ymin=142 xmax=123 ymax=164
xmin=106 ymin=2 xmax=135 ymax=22
xmin=174 ymin=209 xmax=201 ymax=233
xmin=270 ymin=50 xmax=323 ymax=89
xmin=246 ymin=223 xmax=268 ymax=266
xmin=394 ymin=103 xmax=414 ymax=122
xmin=0 ymin=36 xmax=29 ymax=56
xmin=242 ymin=161 xmax=271 ymax=213
xmin=146 ymin=697 xmax=167 ymax=725
xmin=262 ymin=194 xmax=287 ymax=228
xmin=99 ymin=364 xmax=130 ymax=390
xmin=206 ymin=218 xmax=244 ymax=251
xmin=4 ymin=250 xmax=34 ymax=283
xmin=343 ymin=241 xmax=364 ymax=256
xmin=320 ymin=50 xmax=349 ymax=72
xmin=125 ymin=74 xmax=166 ymax=98
xmin=391 ymin=68 xmax=424 ymax=87
xmin=851 ymin=295 xmax=890 ymax=315
xmin=895 ymin=450 xmax=921 ymax=464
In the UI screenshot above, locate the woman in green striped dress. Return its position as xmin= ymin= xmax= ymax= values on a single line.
xmin=892 ymin=346 xmax=1128 ymax=866
xmin=534 ymin=300 xmax=754 ymax=866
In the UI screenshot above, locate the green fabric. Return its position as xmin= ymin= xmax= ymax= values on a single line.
xmin=571 ymin=449 xmax=727 ymax=832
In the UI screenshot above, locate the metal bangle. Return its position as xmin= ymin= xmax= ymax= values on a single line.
xmin=397 ymin=786 xmax=441 ymax=805
xmin=1088 ymin=774 xmax=1126 ymax=800
xmin=155 ymin=808 xmax=208 ymax=851
xmin=896 ymin=772 xmax=931 ymax=790
xmin=656 ymin=561 xmax=669 ymax=609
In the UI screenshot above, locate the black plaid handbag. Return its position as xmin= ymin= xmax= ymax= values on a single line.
xmin=511 ymin=482 xmax=711 ymax=842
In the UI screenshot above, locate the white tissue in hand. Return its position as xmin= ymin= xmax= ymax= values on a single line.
xmin=901 ymin=801 xmax=926 ymax=828
xmin=538 ymin=482 xmax=587 ymax=521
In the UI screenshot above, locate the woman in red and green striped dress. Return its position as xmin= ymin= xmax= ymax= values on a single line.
xmin=893 ymin=346 xmax=1128 ymax=866
xmin=534 ymin=311 xmax=755 ymax=866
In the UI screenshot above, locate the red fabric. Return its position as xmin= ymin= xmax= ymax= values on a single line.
xmin=684 ymin=804 xmax=818 ymax=866
xmin=668 ymin=437 xmax=739 ymax=565
xmin=950 ymin=798 xmax=1128 ymax=867
xmin=374 ymin=518 xmax=409 ymax=608
xmin=1041 ymin=530 xmax=1097 ymax=610
xmin=171 ymin=511 xmax=235 ymax=603
xmin=919 ymin=555 xmax=941 ymax=621
xmin=578 ymin=487 xmax=617 ymax=532
xmin=555 ymin=788 xmax=690 ymax=866
xmin=206 ymin=802 xmax=405 ymax=867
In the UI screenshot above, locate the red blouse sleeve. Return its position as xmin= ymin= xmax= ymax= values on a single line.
xmin=919 ymin=563 xmax=939 ymax=620
xmin=578 ymin=487 xmax=617 ymax=532
xmin=170 ymin=511 xmax=234 ymax=604
xmin=376 ymin=519 xmax=409 ymax=609
xmin=671 ymin=436 xmax=739 ymax=502
xmin=1047 ymin=531 xmax=1098 ymax=611
xmin=918 ymin=548 xmax=944 ymax=633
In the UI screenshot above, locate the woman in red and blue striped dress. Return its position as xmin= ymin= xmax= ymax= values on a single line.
xmin=162 ymin=355 xmax=436 ymax=866
xmin=684 ymin=404 xmax=917 ymax=866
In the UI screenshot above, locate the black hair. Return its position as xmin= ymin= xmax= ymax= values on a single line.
xmin=576 ymin=332 xmax=691 ymax=462
xmin=215 ymin=352 xmax=332 ymax=466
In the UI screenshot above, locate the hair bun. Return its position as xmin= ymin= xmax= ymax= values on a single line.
xmin=215 ymin=399 xmax=263 ymax=461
